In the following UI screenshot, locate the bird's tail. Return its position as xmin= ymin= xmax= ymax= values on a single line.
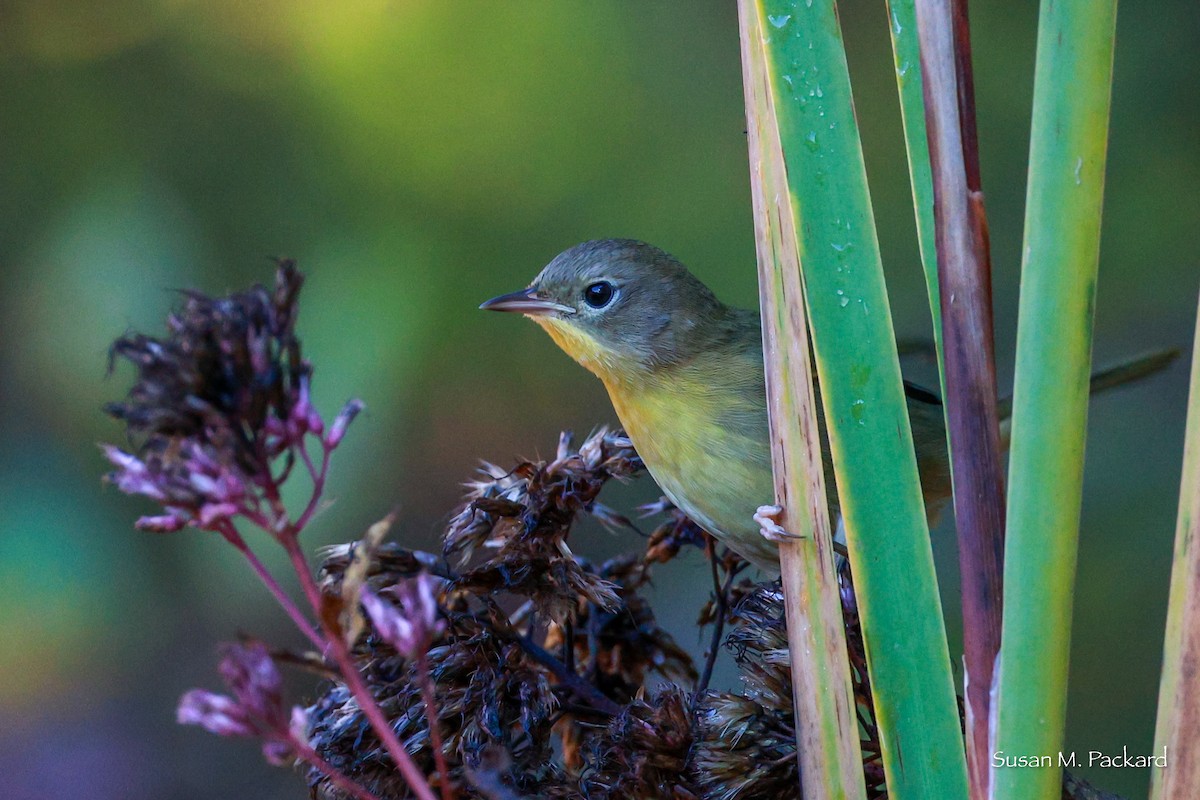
xmin=1084 ymin=348 xmax=1181 ymax=397
xmin=996 ymin=348 xmax=1179 ymax=444
xmin=997 ymin=349 xmax=1179 ymax=419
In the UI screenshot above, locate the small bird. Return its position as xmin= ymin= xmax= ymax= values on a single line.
xmin=483 ymin=239 xmax=1173 ymax=572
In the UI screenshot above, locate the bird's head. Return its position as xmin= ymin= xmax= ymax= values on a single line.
xmin=481 ymin=239 xmax=726 ymax=384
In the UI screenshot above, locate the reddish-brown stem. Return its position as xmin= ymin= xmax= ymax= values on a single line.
xmin=293 ymin=737 xmax=385 ymax=800
xmin=300 ymin=440 xmax=322 ymax=484
xmin=282 ymin=532 xmax=327 ymax=616
xmin=915 ymin=0 xmax=1006 ymax=795
xmin=240 ymin=427 xmax=436 ymax=799
xmin=281 ymin=534 xmax=438 ymax=800
xmin=216 ymin=521 xmax=325 ymax=650
xmin=417 ymin=652 xmax=455 ymax=800
xmin=294 ymin=442 xmax=331 ymax=533
xmin=951 ymin=0 xmax=982 ymax=193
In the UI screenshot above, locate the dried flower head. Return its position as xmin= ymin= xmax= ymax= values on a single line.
xmin=102 ymin=262 xmax=361 ymax=534
xmin=578 ymin=688 xmax=694 ymax=799
xmin=547 ymin=553 xmax=697 ymax=706
xmin=305 ymin=436 xmax=706 ymax=800
xmin=640 ymin=497 xmax=711 ymax=565
xmin=107 ymin=261 xmax=307 ymax=470
xmin=306 ymin=610 xmax=568 ymax=798
xmin=692 ymin=568 xmax=889 ymax=800
xmin=445 ymin=429 xmax=643 ymax=620
xmin=691 ymin=584 xmax=799 ymax=800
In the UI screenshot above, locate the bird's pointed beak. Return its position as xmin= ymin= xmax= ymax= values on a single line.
xmin=479 ymin=287 xmax=575 ymax=316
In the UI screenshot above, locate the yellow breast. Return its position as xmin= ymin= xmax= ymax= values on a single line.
xmin=535 ymin=314 xmax=781 ymax=571
xmin=606 ymin=368 xmax=779 ymax=572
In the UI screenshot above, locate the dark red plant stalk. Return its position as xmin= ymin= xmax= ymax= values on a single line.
xmin=914 ymin=0 xmax=1006 ymax=795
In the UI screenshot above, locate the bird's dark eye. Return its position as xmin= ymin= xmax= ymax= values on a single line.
xmin=583 ymin=281 xmax=616 ymax=309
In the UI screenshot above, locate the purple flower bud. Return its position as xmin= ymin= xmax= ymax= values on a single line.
xmin=102 ymin=446 xmax=171 ymax=502
xmin=288 ymin=705 xmax=309 ymax=741
xmin=264 ymin=416 xmax=287 ymax=440
xmin=217 ymin=642 xmax=285 ymax=726
xmin=261 ymin=738 xmax=295 ymax=767
xmin=361 ymin=587 xmax=420 ymax=657
xmin=197 ymin=502 xmax=240 ymax=528
xmin=182 ymin=442 xmax=221 ymax=473
xmin=326 ymin=399 xmax=364 ymax=447
xmin=188 ymin=472 xmax=222 ymax=498
xmin=291 ymin=376 xmax=315 ymax=430
xmin=219 ymin=471 xmax=247 ymax=502
xmin=177 ymin=690 xmax=254 ymax=737
xmin=398 ymin=573 xmax=443 ymax=636
xmin=361 ymin=575 xmax=444 ymax=659
xmin=307 ymin=411 xmax=325 ymax=437
xmin=114 ymin=472 xmax=168 ymax=502
xmin=177 ymin=642 xmax=301 ymax=764
xmin=136 ymin=513 xmax=189 ymax=533
xmin=101 ymin=445 xmax=142 ymax=473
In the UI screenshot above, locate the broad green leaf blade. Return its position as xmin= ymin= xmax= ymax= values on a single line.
xmin=1150 ymin=297 xmax=1200 ymax=799
xmin=738 ymin=3 xmax=867 ymax=797
xmin=993 ymin=1 xmax=1118 ymax=797
xmin=754 ymin=1 xmax=969 ymax=797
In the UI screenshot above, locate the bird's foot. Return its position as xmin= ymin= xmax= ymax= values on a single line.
xmin=754 ymin=504 xmax=806 ymax=543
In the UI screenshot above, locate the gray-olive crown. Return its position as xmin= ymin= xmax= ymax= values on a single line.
xmin=529 ymin=239 xmax=746 ymax=367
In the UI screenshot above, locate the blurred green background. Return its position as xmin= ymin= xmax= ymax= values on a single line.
xmin=0 ymin=1 xmax=1195 ymax=797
